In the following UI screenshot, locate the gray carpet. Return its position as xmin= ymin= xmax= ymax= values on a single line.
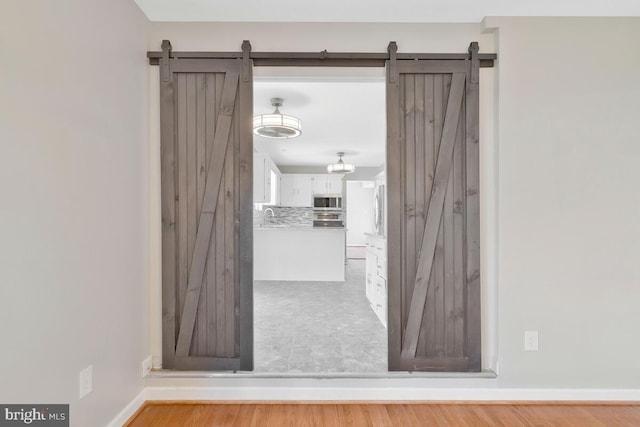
xmin=254 ymin=259 xmax=387 ymax=372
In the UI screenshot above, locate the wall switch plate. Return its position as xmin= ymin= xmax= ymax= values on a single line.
xmin=78 ymin=365 xmax=93 ymax=399
xmin=524 ymin=331 xmax=539 ymax=351
xmin=141 ymin=355 xmax=152 ymax=377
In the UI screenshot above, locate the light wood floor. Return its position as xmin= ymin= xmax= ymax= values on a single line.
xmin=126 ymin=402 xmax=640 ymax=426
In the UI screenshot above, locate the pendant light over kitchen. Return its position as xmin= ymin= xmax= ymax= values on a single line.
xmin=253 ymin=97 xmax=302 ymax=139
xmin=327 ymin=152 xmax=355 ymax=174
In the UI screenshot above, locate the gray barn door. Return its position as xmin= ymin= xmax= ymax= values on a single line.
xmin=386 ymin=43 xmax=481 ymax=371
xmin=160 ymin=44 xmax=253 ymax=370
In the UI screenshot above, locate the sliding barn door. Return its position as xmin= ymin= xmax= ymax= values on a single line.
xmin=386 ymin=43 xmax=481 ymax=371
xmin=160 ymin=44 xmax=253 ymax=370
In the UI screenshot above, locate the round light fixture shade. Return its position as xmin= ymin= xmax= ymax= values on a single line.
xmin=253 ymin=98 xmax=302 ymax=139
xmin=327 ymin=152 xmax=355 ymax=174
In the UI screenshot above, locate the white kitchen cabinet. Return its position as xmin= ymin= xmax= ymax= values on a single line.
xmin=253 ymin=152 xmax=280 ymax=204
xmin=327 ymin=175 xmax=344 ymax=194
xmin=253 ymin=153 xmax=267 ymax=202
xmin=365 ymin=233 xmax=387 ymax=328
xmin=280 ymin=174 xmax=313 ymax=207
xmin=311 ymin=174 xmax=343 ymax=195
xmin=280 ymin=173 xmax=343 ymax=206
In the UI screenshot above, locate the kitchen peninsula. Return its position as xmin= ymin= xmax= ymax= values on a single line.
xmin=254 ymin=225 xmax=345 ymax=281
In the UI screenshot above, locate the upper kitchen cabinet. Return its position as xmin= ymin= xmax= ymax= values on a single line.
xmin=280 ymin=174 xmax=344 ymax=206
xmin=254 ymin=152 xmax=281 ymax=204
xmin=280 ymin=174 xmax=313 ymax=207
xmin=311 ymin=174 xmax=343 ymax=195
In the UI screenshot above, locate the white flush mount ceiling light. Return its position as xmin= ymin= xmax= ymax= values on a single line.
xmin=253 ymin=97 xmax=302 ymax=139
xmin=327 ymin=152 xmax=355 ymax=174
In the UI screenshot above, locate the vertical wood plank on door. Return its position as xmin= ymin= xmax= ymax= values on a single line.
xmin=443 ymin=127 xmax=455 ymax=358
xmin=233 ymin=95 xmax=241 ymax=357
xmin=192 ymin=73 xmax=208 ymax=355
xmin=207 ymin=74 xmax=219 ymax=166
xmin=398 ymin=75 xmax=407 ymax=331
xmin=453 ymin=95 xmax=466 ymax=357
xmin=176 ymin=74 xmax=189 ymax=328
xmin=214 ymin=71 xmax=224 ymax=351
xmin=404 ymin=75 xmax=417 ymax=338
xmin=435 ymin=74 xmax=453 ymax=357
xmin=413 ymin=74 xmax=426 ymax=356
xmin=422 ymin=74 xmax=444 ymax=358
xmin=204 ymin=73 xmax=218 ymax=356
xmin=185 ymin=74 xmax=199 ymax=354
xmin=237 ymin=61 xmax=254 ymax=369
xmin=196 ymin=74 xmax=207 ymax=214
xmin=160 ymin=64 xmax=177 ymax=368
xmin=196 ymin=73 xmax=210 ymax=356
xmin=213 ymin=73 xmax=227 ymax=358
xmin=205 ymin=222 xmax=217 ymax=356
xmin=465 ymin=48 xmax=482 ymax=371
xmin=215 ymin=138 xmax=227 ymax=356
xmin=414 ymin=74 xmax=426 ymax=275
xmin=386 ymin=59 xmax=402 ymax=369
xmin=416 ymin=74 xmax=435 ymax=357
xmin=223 ymin=98 xmax=236 ymax=357
xmin=186 ymin=74 xmax=197 ymax=272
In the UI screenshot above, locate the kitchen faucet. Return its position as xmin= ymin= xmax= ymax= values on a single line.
xmin=263 ymin=207 xmax=275 ymax=225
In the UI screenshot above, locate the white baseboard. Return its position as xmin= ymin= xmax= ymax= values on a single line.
xmin=143 ymin=386 xmax=640 ymax=402
xmin=105 ymin=389 xmax=147 ymax=427
xmin=107 ymin=386 xmax=640 ymax=425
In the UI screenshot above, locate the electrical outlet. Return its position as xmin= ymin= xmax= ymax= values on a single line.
xmin=524 ymin=331 xmax=539 ymax=351
xmin=78 ymin=365 xmax=93 ymax=399
xmin=141 ymin=355 xmax=152 ymax=377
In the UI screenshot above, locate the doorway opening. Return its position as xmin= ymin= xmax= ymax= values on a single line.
xmin=251 ymin=69 xmax=388 ymax=373
xmin=152 ymin=41 xmax=489 ymax=373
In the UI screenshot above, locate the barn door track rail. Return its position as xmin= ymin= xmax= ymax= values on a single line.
xmin=148 ymin=40 xmax=496 ymax=68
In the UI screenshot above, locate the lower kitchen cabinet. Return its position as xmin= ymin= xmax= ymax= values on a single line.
xmin=365 ymin=233 xmax=387 ymax=328
xmin=254 ymin=226 xmax=345 ymax=281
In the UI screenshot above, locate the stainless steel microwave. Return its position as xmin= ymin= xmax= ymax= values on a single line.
xmin=313 ymin=195 xmax=342 ymax=209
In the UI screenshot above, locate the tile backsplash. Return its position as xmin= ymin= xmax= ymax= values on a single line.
xmin=254 ymin=206 xmax=314 ymax=227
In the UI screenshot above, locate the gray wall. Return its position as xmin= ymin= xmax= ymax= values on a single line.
xmin=0 ymin=0 xmax=150 ymax=425
xmin=486 ymin=16 xmax=640 ymax=388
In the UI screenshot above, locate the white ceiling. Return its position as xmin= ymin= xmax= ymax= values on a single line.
xmin=136 ymin=0 xmax=639 ymax=166
xmin=253 ymin=76 xmax=386 ymax=168
xmin=134 ymin=0 xmax=640 ymax=22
